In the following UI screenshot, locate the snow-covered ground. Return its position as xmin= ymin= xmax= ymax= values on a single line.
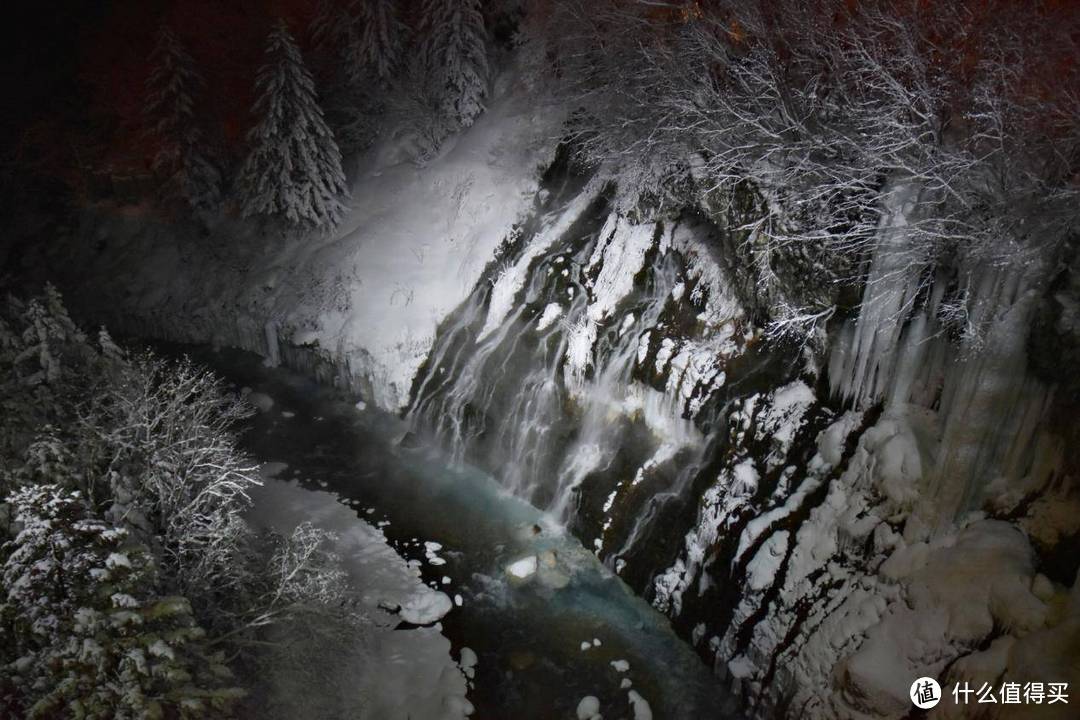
xmin=247 ymin=466 xmax=473 ymax=719
xmin=270 ymin=69 xmax=563 ymax=410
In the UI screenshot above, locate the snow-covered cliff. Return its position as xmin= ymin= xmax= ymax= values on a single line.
xmin=406 ymin=163 xmax=1080 ymax=718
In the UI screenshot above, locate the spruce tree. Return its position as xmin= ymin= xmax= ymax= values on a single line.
xmin=420 ymin=0 xmax=489 ymax=128
xmin=355 ymin=0 xmax=404 ymax=85
xmin=0 ymin=485 xmax=243 ymax=719
xmin=237 ymin=20 xmax=348 ymax=230
xmin=145 ymin=26 xmax=222 ymax=213
xmin=312 ymin=0 xmax=403 ymax=88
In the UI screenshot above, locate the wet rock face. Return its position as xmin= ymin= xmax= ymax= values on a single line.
xmin=1029 ymin=244 xmax=1080 ymax=400
xmin=81 ymin=138 xmax=1071 ymax=718
xmin=698 ymin=180 xmax=864 ymax=329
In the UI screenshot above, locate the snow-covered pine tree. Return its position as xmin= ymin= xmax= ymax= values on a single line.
xmin=0 ymin=485 xmax=243 ymax=719
xmin=419 ymin=0 xmax=489 ymax=128
xmin=355 ymin=0 xmax=405 ymax=85
xmin=145 ymin=25 xmax=222 ymax=213
xmin=312 ymin=0 xmax=403 ymax=88
xmin=237 ymin=20 xmax=348 ymax=230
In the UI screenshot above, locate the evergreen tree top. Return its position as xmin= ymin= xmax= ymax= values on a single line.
xmin=238 ymin=18 xmax=348 ymax=230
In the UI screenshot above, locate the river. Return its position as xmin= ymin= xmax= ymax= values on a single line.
xmin=178 ymin=344 xmax=738 ymax=719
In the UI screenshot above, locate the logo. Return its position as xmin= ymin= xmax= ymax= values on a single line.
xmin=911 ymin=677 xmax=942 ymax=709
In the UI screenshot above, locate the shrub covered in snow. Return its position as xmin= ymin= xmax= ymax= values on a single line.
xmin=522 ymin=0 xmax=1080 ymax=345
xmin=0 ymin=484 xmax=243 ymax=718
xmin=0 ymin=287 xmax=360 ymax=716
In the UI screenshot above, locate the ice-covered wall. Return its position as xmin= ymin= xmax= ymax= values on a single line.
xmin=827 ymin=180 xmax=1064 ymax=530
xmin=647 ymin=180 xmax=1079 ymax=718
xmin=409 ymin=170 xmax=753 ymax=542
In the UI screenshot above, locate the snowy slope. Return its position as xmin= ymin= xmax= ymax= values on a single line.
xmin=65 ymin=67 xmax=563 ymax=413
xmin=269 ymin=70 xmax=563 ymax=410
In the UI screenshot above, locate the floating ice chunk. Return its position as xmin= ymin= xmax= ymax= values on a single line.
xmin=459 ymin=647 xmax=478 ymax=680
xmin=281 ymin=411 xmax=295 ymax=418
xmin=454 ymin=594 xmax=463 ymax=607
xmin=506 ymin=555 xmax=538 ymax=579
xmin=399 ymin=589 xmax=453 ymax=625
xmin=442 ymin=576 xmax=451 ymax=585
xmin=425 ymin=541 xmax=447 ymax=566
xmin=355 ymin=400 xmax=367 ymax=411
xmin=627 ymin=690 xmax=652 ymax=720
xmin=576 ymin=696 xmax=601 ymax=720
xmin=592 ymin=638 xmax=601 ymax=647
xmin=620 ymin=678 xmax=632 ymax=689
xmin=610 ymin=659 xmax=630 ymax=673
xmin=580 ymin=641 xmax=592 ymax=651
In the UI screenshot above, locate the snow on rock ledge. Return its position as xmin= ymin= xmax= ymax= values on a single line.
xmin=653 ymin=384 xmax=1077 ymax=720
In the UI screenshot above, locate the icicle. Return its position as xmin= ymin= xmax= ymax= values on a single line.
xmin=830 ymin=179 xmax=928 ymax=407
xmin=927 ymin=260 xmax=1058 ymax=530
xmin=263 ymin=320 xmax=281 ymax=367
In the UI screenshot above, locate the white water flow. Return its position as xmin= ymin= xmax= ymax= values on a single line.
xmin=409 ymin=194 xmax=699 ymax=534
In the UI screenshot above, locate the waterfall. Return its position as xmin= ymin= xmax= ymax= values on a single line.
xmin=927 ymin=261 xmax=1060 ymax=527
xmin=409 ymin=175 xmax=751 ymax=559
xmin=829 ymin=179 xmax=931 ymax=408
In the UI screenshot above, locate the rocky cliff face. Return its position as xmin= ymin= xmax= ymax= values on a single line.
xmin=408 ymin=157 xmax=1080 ymax=718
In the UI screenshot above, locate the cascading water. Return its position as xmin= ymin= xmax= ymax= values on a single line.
xmin=405 ymin=159 xmax=1076 ymax=720
xmin=408 ymin=164 xmax=758 ymax=576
